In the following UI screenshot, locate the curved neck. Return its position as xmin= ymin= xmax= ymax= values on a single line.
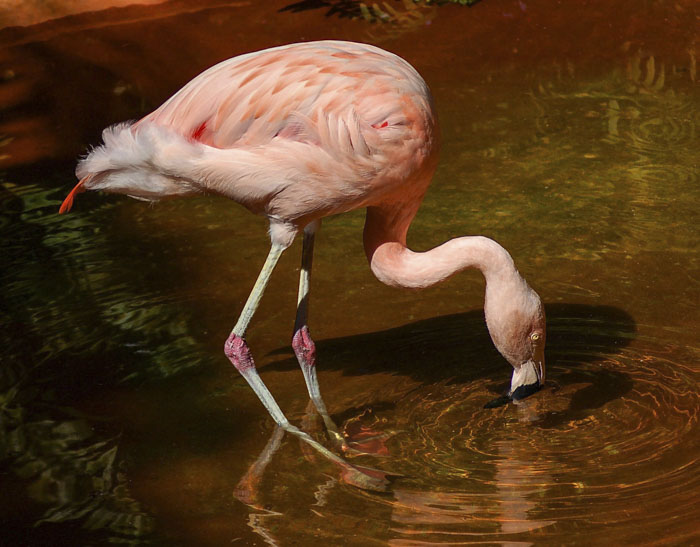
xmin=363 ymin=205 xmax=520 ymax=290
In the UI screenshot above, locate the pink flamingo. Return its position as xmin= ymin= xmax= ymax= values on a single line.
xmin=60 ymin=40 xmax=545 ymax=486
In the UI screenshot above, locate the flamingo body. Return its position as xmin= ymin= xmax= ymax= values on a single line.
xmin=74 ymin=41 xmax=437 ymax=232
xmin=61 ymin=41 xmax=545 ymax=489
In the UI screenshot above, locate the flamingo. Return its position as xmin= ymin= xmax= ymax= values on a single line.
xmin=59 ymin=40 xmax=545 ymax=487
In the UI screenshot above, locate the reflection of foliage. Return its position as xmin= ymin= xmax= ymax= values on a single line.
xmin=2 ymin=403 xmax=154 ymax=540
xmin=281 ymin=0 xmax=480 ymax=23
xmin=424 ymin=46 xmax=698 ymax=271
xmin=0 ymin=381 xmax=155 ymax=541
xmin=281 ymin=0 xmax=481 ymax=41
xmin=522 ymin=49 xmax=698 ymax=258
xmin=437 ymin=47 xmax=698 ymax=264
xmin=0 ymin=181 xmax=203 ymax=383
xmin=0 ymin=178 xmax=205 ymax=539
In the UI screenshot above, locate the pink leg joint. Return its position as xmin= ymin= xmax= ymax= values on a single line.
xmin=224 ymin=333 xmax=256 ymax=372
xmin=292 ymin=326 xmax=316 ymax=367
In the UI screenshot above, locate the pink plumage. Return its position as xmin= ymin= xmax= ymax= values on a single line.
xmin=67 ymin=41 xmax=437 ymax=227
xmin=60 ymin=41 xmax=545 ymax=490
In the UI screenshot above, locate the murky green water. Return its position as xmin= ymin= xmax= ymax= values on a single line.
xmin=1 ymin=1 xmax=698 ymax=544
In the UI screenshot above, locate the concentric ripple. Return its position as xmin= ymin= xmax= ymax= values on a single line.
xmin=374 ymin=325 xmax=699 ymax=544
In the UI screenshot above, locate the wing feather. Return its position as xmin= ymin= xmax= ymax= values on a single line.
xmin=127 ymin=41 xmax=435 ymax=219
xmin=144 ymin=41 xmax=427 ymax=150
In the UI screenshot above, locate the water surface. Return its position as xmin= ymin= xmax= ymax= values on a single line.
xmin=1 ymin=0 xmax=698 ymax=544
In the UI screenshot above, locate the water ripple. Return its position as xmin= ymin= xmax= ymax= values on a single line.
xmin=375 ymin=327 xmax=699 ymax=544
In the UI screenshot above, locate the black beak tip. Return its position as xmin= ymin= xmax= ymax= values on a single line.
xmin=510 ymin=381 xmax=542 ymax=401
xmin=483 ymin=381 xmax=541 ymax=409
xmin=483 ymin=394 xmax=511 ymax=409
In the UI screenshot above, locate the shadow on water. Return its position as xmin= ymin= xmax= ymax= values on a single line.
xmin=266 ymin=303 xmax=636 ymax=416
xmin=232 ymin=304 xmax=647 ymax=545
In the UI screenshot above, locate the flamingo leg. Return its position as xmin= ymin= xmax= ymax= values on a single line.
xmin=231 ymin=243 xmax=286 ymax=338
xmin=225 ymin=242 xmax=290 ymax=425
xmin=224 ymin=238 xmax=389 ymax=491
xmin=292 ymin=222 xmax=346 ymax=449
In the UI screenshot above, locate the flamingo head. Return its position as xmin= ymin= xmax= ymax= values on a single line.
xmin=484 ymin=278 xmax=546 ymax=406
xmin=59 ymin=122 xmax=201 ymax=214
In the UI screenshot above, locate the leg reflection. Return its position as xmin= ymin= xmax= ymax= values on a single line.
xmin=235 ymin=402 xmax=395 ymax=513
xmin=233 ymin=426 xmax=285 ymax=509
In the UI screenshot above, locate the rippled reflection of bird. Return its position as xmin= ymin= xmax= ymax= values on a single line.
xmin=60 ymin=40 xmax=546 ymax=489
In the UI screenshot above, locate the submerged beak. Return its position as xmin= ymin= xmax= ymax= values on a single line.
xmin=483 ymin=352 xmax=545 ymax=409
xmin=509 ymin=352 xmax=545 ymax=401
xmin=59 ymin=176 xmax=90 ymax=214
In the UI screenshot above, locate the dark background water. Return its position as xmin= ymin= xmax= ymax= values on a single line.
xmin=1 ymin=1 xmax=698 ymax=544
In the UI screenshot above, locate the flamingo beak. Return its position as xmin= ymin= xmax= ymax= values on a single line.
xmin=59 ymin=176 xmax=90 ymax=214
xmin=536 ymin=353 xmax=545 ymax=386
xmin=483 ymin=352 xmax=545 ymax=409
xmin=509 ymin=350 xmax=545 ymax=402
